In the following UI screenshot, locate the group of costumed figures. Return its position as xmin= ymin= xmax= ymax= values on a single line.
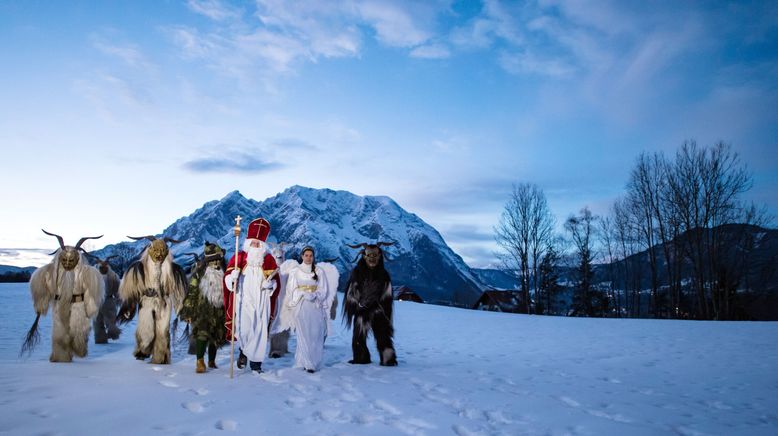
xmin=21 ymin=217 xmax=398 ymax=374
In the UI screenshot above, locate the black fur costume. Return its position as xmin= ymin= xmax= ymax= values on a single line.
xmin=343 ymin=247 xmax=398 ymax=366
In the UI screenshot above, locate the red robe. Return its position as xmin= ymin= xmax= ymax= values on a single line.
xmin=222 ymin=251 xmax=281 ymax=341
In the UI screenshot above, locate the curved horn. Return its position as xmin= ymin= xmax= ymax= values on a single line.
xmin=75 ymin=235 xmax=103 ymax=250
xmin=376 ymin=241 xmax=395 ymax=247
xmin=162 ymin=237 xmax=181 ymax=244
xmin=41 ymin=229 xmax=66 ymax=250
xmin=127 ymin=235 xmax=156 ymax=242
xmin=346 ymin=243 xmax=369 ymax=249
xmin=322 ymin=257 xmax=338 ymax=263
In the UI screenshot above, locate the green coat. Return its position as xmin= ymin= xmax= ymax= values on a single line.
xmin=180 ymin=272 xmax=226 ymax=345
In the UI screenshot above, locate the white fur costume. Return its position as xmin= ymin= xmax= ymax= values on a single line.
xmin=119 ymin=247 xmax=186 ymax=364
xmin=273 ymin=259 xmax=339 ymax=371
xmin=29 ymin=252 xmax=104 ymax=362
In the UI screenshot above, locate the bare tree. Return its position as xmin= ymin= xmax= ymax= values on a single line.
xmin=612 ymin=197 xmax=641 ymax=317
xmin=626 ymin=153 xmax=664 ymax=316
xmin=665 ymin=141 xmax=753 ymax=319
xmin=495 ymin=183 xmax=556 ymax=314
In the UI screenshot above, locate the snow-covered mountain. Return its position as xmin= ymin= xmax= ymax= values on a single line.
xmin=92 ymin=186 xmax=484 ymax=306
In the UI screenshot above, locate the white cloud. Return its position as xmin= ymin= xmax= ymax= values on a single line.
xmin=357 ymin=1 xmax=432 ymax=47
xmin=410 ymin=43 xmax=450 ymax=59
xmin=186 ymin=0 xmax=241 ymax=21
xmin=498 ymin=50 xmax=575 ymax=78
xmin=91 ymin=35 xmax=156 ymax=72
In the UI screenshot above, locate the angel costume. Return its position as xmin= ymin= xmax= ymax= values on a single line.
xmin=274 ymin=250 xmax=338 ymax=372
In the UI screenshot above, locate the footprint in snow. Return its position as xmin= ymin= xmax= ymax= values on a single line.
xmin=372 ymin=399 xmax=402 ymax=416
xmin=314 ymin=409 xmax=351 ymax=424
xmin=452 ymin=423 xmax=488 ymax=436
xmin=159 ymin=380 xmax=179 ymax=388
xmin=559 ymin=396 xmax=581 ymax=408
xmin=215 ymin=420 xmax=238 ymax=431
xmin=182 ymin=401 xmax=205 ymax=413
xmin=28 ymin=408 xmax=54 ymax=418
xmin=284 ymin=397 xmax=306 ymax=408
xmin=190 ymin=388 xmax=209 ymax=396
xmin=393 ymin=419 xmax=436 ymax=435
xmin=587 ymin=409 xmax=632 ymax=423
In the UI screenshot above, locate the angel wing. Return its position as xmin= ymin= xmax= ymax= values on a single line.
xmin=317 ymin=262 xmax=340 ymax=324
xmin=270 ymin=259 xmax=301 ymax=334
xmin=279 ymin=259 xmax=300 ymax=276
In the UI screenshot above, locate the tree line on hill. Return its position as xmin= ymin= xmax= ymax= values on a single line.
xmin=496 ymin=141 xmax=776 ymax=320
xmin=0 ymin=271 xmax=32 ymax=283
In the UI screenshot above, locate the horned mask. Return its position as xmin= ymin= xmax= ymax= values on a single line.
xmin=347 ymin=241 xmax=394 ymax=269
xmin=42 ymin=229 xmax=103 ymax=271
xmin=127 ymin=235 xmax=180 ymax=263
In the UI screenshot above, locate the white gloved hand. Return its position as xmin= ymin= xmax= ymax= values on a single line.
xmin=262 ymin=279 xmax=277 ymax=292
xmin=226 ymin=269 xmax=240 ymax=292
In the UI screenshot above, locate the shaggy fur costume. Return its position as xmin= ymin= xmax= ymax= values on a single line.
xmin=93 ymin=266 xmax=121 ymax=343
xmin=29 ymin=251 xmax=104 ymax=362
xmin=119 ymin=247 xmax=186 ymax=364
xmin=343 ymin=255 xmax=398 ymax=366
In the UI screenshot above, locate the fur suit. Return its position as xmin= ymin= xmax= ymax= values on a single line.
xmin=343 ymin=247 xmax=398 ymax=366
xmin=93 ymin=264 xmax=121 ymax=343
xmin=29 ymin=251 xmax=104 ymax=362
xmin=119 ymin=243 xmax=187 ymax=364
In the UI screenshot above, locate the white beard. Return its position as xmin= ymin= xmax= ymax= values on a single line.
xmin=58 ymin=268 xmax=76 ymax=297
xmin=200 ymin=266 xmax=224 ymax=307
xmin=246 ymin=245 xmax=266 ymax=268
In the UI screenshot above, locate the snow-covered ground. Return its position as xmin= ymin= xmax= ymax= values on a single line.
xmin=1 ymin=282 xmax=777 ymax=435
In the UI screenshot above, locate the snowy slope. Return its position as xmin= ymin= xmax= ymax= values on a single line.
xmin=92 ymin=186 xmax=483 ymax=306
xmin=1 ymin=282 xmax=777 ymax=435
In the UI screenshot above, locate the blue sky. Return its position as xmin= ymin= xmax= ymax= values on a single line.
xmin=1 ymin=0 xmax=776 ymax=268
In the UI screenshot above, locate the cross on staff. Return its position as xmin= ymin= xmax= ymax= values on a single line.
xmin=230 ymin=214 xmax=241 ymax=379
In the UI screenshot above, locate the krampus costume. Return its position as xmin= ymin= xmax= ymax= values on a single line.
xmin=23 ymin=230 xmax=104 ymax=362
xmin=273 ymin=246 xmax=339 ymax=372
xmin=179 ymin=242 xmax=227 ymax=373
xmin=90 ymin=255 xmax=122 ymax=344
xmin=223 ymin=218 xmax=281 ymax=373
xmin=118 ymin=236 xmax=187 ymax=364
xmin=343 ymin=242 xmax=398 ymax=366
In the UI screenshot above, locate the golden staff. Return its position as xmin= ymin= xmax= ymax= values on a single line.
xmin=229 ymin=215 xmax=241 ymax=379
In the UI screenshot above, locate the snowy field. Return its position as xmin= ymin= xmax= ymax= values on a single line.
xmin=1 ymin=282 xmax=777 ymax=436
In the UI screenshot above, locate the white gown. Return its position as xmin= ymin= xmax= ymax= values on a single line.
xmin=236 ymin=264 xmax=274 ymax=363
xmin=285 ymin=264 xmax=330 ymax=371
